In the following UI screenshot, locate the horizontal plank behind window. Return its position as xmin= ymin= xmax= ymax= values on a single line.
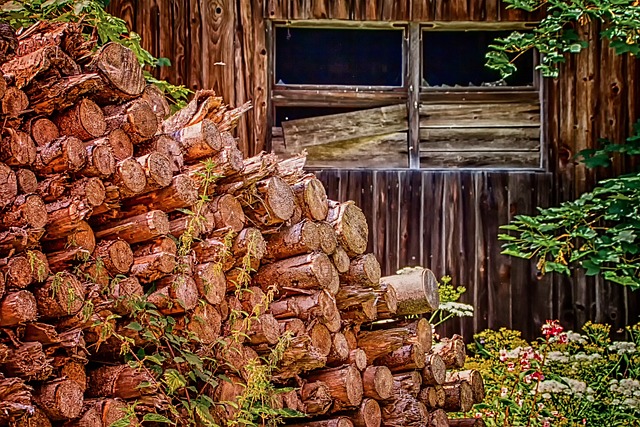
xmin=273 ymin=87 xmax=407 ymax=107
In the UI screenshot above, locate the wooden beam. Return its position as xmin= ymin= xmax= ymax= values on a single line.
xmin=420 ymin=128 xmax=540 ymax=151
xmin=407 ymin=23 xmax=421 ymax=169
xmin=419 ymin=102 xmax=540 ymax=128
xmin=272 ymin=88 xmax=407 ymax=108
xmin=420 ymin=151 xmax=540 ymax=168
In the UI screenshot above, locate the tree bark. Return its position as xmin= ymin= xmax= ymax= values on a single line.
xmin=328 ymin=201 xmax=368 ymax=257
xmin=94 ymin=210 xmax=169 ymax=244
xmin=0 ymin=290 xmax=37 ymax=326
xmin=121 ymin=174 xmax=198 ymax=215
xmin=375 ymin=283 xmax=398 ymax=320
xmin=443 ymin=381 xmax=474 ymax=412
xmin=422 ymin=354 xmax=447 ymax=386
xmin=0 ymin=162 xmax=17 ymax=210
xmin=300 ymin=381 xmax=333 ymax=415
xmin=391 ymin=371 xmax=422 ymax=398
xmin=357 ymin=319 xmax=431 ymax=361
xmin=269 ymin=290 xmax=341 ymax=333
xmin=55 ymin=98 xmax=106 ymax=140
xmin=447 ymin=418 xmax=486 ymax=427
xmin=35 ymin=136 xmax=87 ymax=175
xmin=427 ymin=409 xmax=450 ymax=427
xmin=433 ymin=335 xmax=466 ymax=369
xmin=276 ymin=335 xmax=327 ymax=379
xmin=34 ymin=379 xmax=84 ymax=421
xmin=378 ymin=268 xmax=439 ymax=317
xmin=306 ymin=365 xmax=363 ymax=410
xmin=264 ymin=220 xmax=320 ymax=260
xmin=141 ymin=84 xmax=170 ymax=122
xmin=446 ymin=370 xmax=485 ymax=403
xmin=2 ymin=342 xmax=52 ymax=381
xmin=292 ymin=175 xmax=328 ymax=221
xmin=1 ymin=129 xmax=37 ymax=166
xmin=1 ymin=87 xmax=28 ymax=117
xmin=87 ymin=365 xmax=154 ymax=399
xmin=253 ymin=252 xmax=336 ymax=295
xmin=380 ymin=394 xmax=428 ymax=427
xmin=374 ymin=343 xmax=426 ymax=372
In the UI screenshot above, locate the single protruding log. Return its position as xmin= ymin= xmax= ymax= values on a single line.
xmin=380 ymin=394 xmax=428 ymax=427
xmin=328 ymin=201 xmax=368 ymax=257
xmin=292 ymin=176 xmax=328 ymax=221
xmin=34 ymin=379 xmax=84 ymax=421
xmin=0 ymin=163 xmax=17 ymax=210
xmin=105 ymin=128 xmax=133 ymax=161
xmin=15 ymin=168 xmax=38 ymax=194
xmin=264 ymin=220 xmax=320 ymax=260
xmin=378 ymin=268 xmax=439 ymax=317
xmin=269 ymin=290 xmax=341 ymax=333
xmin=332 ymin=245 xmax=350 ymax=273
xmin=0 ymin=255 xmax=33 ymax=288
xmin=1 ymin=129 xmax=37 ymax=166
xmin=111 ymin=157 xmax=147 ymax=197
xmin=10 ymin=406 xmax=51 ymax=427
xmin=362 ymin=365 xmax=393 ymax=400
xmin=122 ymin=174 xmax=198 ymax=214
xmin=94 ymin=239 xmax=133 ymax=275
xmin=81 ymin=139 xmax=116 ymax=178
xmin=443 ymin=381 xmax=474 ymax=412
xmin=288 ymin=419 xmax=353 ymax=427
xmin=209 ymin=194 xmax=245 ymax=232
xmin=44 ymin=199 xmax=92 ymax=240
xmin=70 ymin=398 xmax=134 ymax=427
xmin=137 ymin=134 xmax=183 ymax=174
xmin=341 ymin=254 xmax=381 ymax=287
xmin=1 ymin=87 xmax=28 ymax=117
xmin=35 ymin=136 xmax=87 ymax=174
xmin=87 ymin=365 xmax=154 ymax=399
xmin=185 ymin=302 xmax=222 ymax=345
xmin=172 ymin=119 xmax=222 ymax=161
xmin=433 ymin=334 xmax=466 ymax=369
xmin=137 ymin=151 xmax=173 ymax=191
xmin=446 ymin=370 xmax=485 ymax=403
xmin=0 ymin=290 xmax=37 ymax=326
xmin=86 ymin=42 xmax=145 ymax=102
xmin=2 ymin=342 xmax=52 ymax=380
xmin=428 ymin=410 xmax=450 ymax=427
xmin=148 ymin=274 xmax=198 ymax=314
xmin=244 ymin=176 xmax=295 ymax=226
xmin=43 ymin=220 xmax=95 ymax=253
xmin=391 ymin=371 xmax=422 ymax=398
xmin=55 ymin=98 xmax=106 ymax=140
xmin=141 ymin=84 xmax=170 ymax=122
xmin=375 ymin=284 xmax=398 ymax=320
xmin=422 ymin=354 xmax=447 ymax=386
xmin=253 ymin=251 xmax=336 ymax=295
xmin=194 ymin=262 xmax=225 ymax=305
xmin=1 ymin=194 xmax=47 ymax=229
xmin=374 ymin=343 xmax=426 ymax=372
xmin=95 ymin=210 xmax=169 ymax=244
xmin=327 ymin=332 xmax=350 ymax=366
xmin=348 ymin=349 xmax=368 ymax=371
xmin=357 ymin=318 xmax=431 ymax=361
xmin=34 ymin=272 xmax=85 ymax=318
xmin=276 ymin=335 xmax=327 ymax=379
xmin=300 ymin=381 xmax=333 ymax=415
xmin=339 ymin=398 xmax=381 ymax=427
xmin=29 ymin=117 xmax=59 ymax=147
xmin=131 ymin=251 xmax=176 ymax=283
xmin=307 ymin=365 xmax=363 ymax=410
xmin=447 ymin=418 xmax=486 ymax=427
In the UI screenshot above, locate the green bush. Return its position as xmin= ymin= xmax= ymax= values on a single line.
xmin=464 ymin=321 xmax=640 ymax=426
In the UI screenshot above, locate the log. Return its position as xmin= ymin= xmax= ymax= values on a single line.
xmin=172 ymin=118 xmax=222 ymax=162
xmin=446 ymin=370 xmax=485 ymax=403
xmin=348 ymin=349 xmax=368 ymax=371
xmin=307 ymin=365 xmax=363 ymax=410
xmin=87 ymin=365 xmax=154 ymax=399
xmin=375 ymin=284 xmax=398 ymax=320
xmin=25 ymin=73 xmax=101 ymax=115
xmin=276 ymin=335 xmax=327 ymax=379
xmin=0 ymin=290 xmax=37 ymax=326
xmin=341 ymin=254 xmax=381 ymax=287
xmin=121 ymin=174 xmax=198 ymax=214
xmin=131 ymin=251 xmax=176 ymax=284
xmin=148 ymin=274 xmax=198 ymax=314
xmin=43 ymin=220 xmax=95 ymax=253
xmin=1 ymin=45 xmax=79 ymax=88
xmin=391 ymin=371 xmax=422 ymax=398
xmin=110 ymin=157 xmax=147 ymax=197
xmin=422 ymin=354 xmax=447 ymax=386
xmin=186 ymin=302 xmax=222 ymax=345
xmin=279 ymin=317 xmax=306 ymax=337
xmin=94 ymin=210 xmax=169 ymax=244
xmin=288 ymin=418 xmax=354 ymax=427
xmin=70 ymin=398 xmax=134 ymax=427
xmin=418 ymin=387 xmax=439 ymax=410
xmin=86 ymin=42 xmax=145 ymax=102
xmin=0 ymin=255 xmax=33 ymax=288
xmin=2 ymin=342 xmax=52 ymax=380
xmin=105 ymin=128 xmax=133 ymax=162
xmin=433 ymin=334 xmax=466 ymax=369
xmin=94 ymin=239 xmax=133 ymax=275
xmin=246 ymin=313 xmax=280 ymax=346
xmin=81 ymin=138 xmax=116 ymax=178
xmin=1 ymin=194 xmax=47 ymax=230
xmin=10 ymin=407 xmax=51 ymax=427
xmin=300 ymin=381 xmax=333 ymax=415
xmin=253 ymin=252 xmax=337 ymax=295
xmin=308 ymin=322 xmax=332 ymax=357
xmin=70 ymin=177 xmax=106 ymax=208
xmin=194 ymin=262 xmax=225 ymax=305
xmin=34 ymin=272 xmax=85 ymax=318
xmin=332 ymin=245 xmax=350 ymax=273
xmin=380 ymin=394 xmax=428 ymax=427
xmin=374 ymin=343 xmax=426 ymax=372
xmin=109 ymin=276 xmax=143 ymax=315
xmin=339 ymin=398 xmax=381 ymax=427
xmin=328 ymin=201 xmax=368 ymax=257
xmin=443 ymin=381 xmax=474 ymax=412
xmin=292 ymin=175 xmax=328 ymax=221
xmin=44 ymin=198 xmax=93 ymax=240
xmin=326 ymin=332 xmax=350 ymax=366
xmin=0 ymin=228 xmax=44 ymax=255
xmin=209 ymin=193 xmax=245 ymax=232
xmin=212 ymin=375 xmax=244 ymax=422
xmin=137 ymin=151 xmax=173 ymax=191
xmin=136 ymin=134 xmax=183 ymax=173
xmin=243 ymin=176 xmax=295 ymax=226
xmin=282 ymin=389 xmax=304 ymax=413
xmin=36 ymin=174 xmax=67 ymax=202
xmin=447 ymin=418 xmax=486 ymax=427
xmin=141 ymin=84 xmax=170 ymax=122
xmin=264 ymin=220 xmax=320 ymax=260
xmin=132 ymin=235 xmax=176 ymax=257
xmin=29 ymin=117 xmax=59 ymax=147
xmin=55 ymin=98 xmax=106 ymax=140
xmin=378 ymin=268 xmax=439 ymax=317
xmin=0 ymin=162 xmax=17 ymax=210
xmin=357 ymin=319 xmax=431 ymax=361
xmin=269 ymin=290 xmax=341 ymax=333
xmin=335 ymin=284 xmax=378 ymax=312
xmin=15 ymin=168 xmax=37 ymax=194
xmin=35 ymin=136 xmax=87 ymax=175
xmin=1 ymin=129 xmax=37 ymax=166
xmin=34 ymin=379 xmax=84 ymax=421
xmin=1 ymin=87 xmax=28 ymax=117
xmin=56 ymin=357 xmax=87 ymax=392
xmin=428 ymin=410 xmax=450 ymax=427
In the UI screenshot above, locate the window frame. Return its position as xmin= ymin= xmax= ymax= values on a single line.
xmin=268 ymin=19 xmax=544 ymax=171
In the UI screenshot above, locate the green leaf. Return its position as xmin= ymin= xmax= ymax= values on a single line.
xmin=126 ymin=321 xmax=143 ymax=331
xmin=142 ymin=413 xmax=172 ymax=423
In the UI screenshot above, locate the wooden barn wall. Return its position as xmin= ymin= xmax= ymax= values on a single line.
xmin=107 ymin=1 xmax=640 ymax=338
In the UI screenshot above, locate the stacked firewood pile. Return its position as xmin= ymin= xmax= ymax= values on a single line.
xmin=0 ymin=21 xmax=486 ymax=427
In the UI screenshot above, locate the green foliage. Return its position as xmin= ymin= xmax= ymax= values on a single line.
xmin=462 ymin=321 xmax=640 ymax=426
xmin=428 ymin=275 xmax=474 ymax=328
xmin=486 ymin=0 xmax=640 ymax=78
xmin=0 ymin=0 xmax=191 ymax=109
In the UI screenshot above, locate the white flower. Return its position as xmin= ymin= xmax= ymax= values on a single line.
xmin=547 ymin=351 xmax=570 ymax=363
xmin=572 ymin=352 xmax=602 ymax=363
xmin=538 ymin=380 xmax=569 ymax=394
xmin=439 ymin=301 xmax=474 ymax=317
xmin=608 ymin=342 xmax=637 ymax=355
xmin=564 ymin=331 xmax=587 ymax=344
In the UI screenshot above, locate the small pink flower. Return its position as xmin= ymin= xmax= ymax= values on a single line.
xmin=499 ymin=349 xmax=508 ymax=362
xmin=538 ymin=403 xmax=545 ymax=410
xmin=542 ymin=320 xmax=564 ymax=337
xmin=543 ymin=421 xmax=550 ymax=427
xmin=559 ymin=333 xmax=568 ymax=344
xmin=583 ymin=419 xmax=587 ymax=425
xmin=520 ymin=358 xmax=531 ymax=370
xmin=507 ymin=362 xmax=516 ymax=372
xmin=475 ymin=413 xmax=482 ymax=419
xmin=524 ymin=374 xmax=532 ymax=384
xmin=531 ymin=371 xmax=545 ymax=381
xmin=500 ymin=387 xmax=508 ymax=398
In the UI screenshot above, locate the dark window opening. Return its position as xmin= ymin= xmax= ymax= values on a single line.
xmin=422 ymin=31 xmax=534 ymax=87
xmin=275 ymin=27 xmax=404 ymax=86
xmin=275 ymin=106 xmax=363 ymax=127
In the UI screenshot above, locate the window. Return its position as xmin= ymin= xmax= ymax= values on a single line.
xmin=270 ymin=22 xmax=542 ymax=170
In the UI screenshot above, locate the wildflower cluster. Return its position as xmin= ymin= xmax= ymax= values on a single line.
xmin=461 ymin=321 xmax=640 ymax=426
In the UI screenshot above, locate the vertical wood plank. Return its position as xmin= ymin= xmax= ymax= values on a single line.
xmin=408 ymin=23 xmax=420 ymax=169
xmin=473 ymin=172 xmax=489 ymax=333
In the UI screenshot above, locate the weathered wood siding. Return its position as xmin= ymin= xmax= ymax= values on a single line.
xmin=108 ymin=1 xmax=640 ymax=338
